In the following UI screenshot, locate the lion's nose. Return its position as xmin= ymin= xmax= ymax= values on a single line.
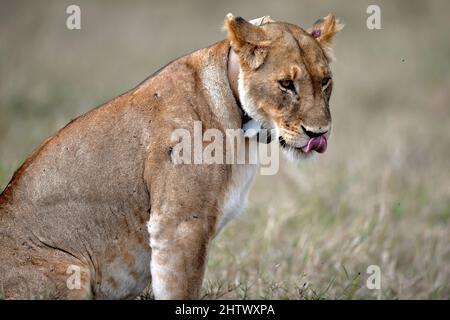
xmin=301 ymin=125 xmax=328 ymax=138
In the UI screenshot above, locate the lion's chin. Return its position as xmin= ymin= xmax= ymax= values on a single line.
xmin=277 ymin=134 xmax=327 ymax=163
xmin=279 ymin=143 xmax=316 ymax=163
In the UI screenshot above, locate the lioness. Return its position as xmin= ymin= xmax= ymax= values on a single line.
xmin=0 ymin=14 xmax=342 ymax=299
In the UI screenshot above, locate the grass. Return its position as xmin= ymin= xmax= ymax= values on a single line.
xmin=1 ymin=0 xmax=449 ymax=299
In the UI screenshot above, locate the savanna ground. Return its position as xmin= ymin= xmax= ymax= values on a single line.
xmin=0 ymin=0 xmax=449 ymax=299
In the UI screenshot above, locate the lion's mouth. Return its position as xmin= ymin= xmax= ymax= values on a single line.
xmin=278 ymin=135 xmax=328 ymax=154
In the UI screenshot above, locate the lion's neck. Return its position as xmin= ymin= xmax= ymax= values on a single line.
xmin=193 ymin=41 xmax=259 ymax=232
xmin=192 ymin=40 xmax=242 ymax=130
xmin=227 ymin=45 xmax=241 ymax=108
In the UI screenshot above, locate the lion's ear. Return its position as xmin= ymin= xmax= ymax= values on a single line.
xmin=308 ymin=14 xmax=344 ymax=45
xmin=308 ymin=14 xmax=344 ymax=61
xmin=224 ymin=13 xmax=272 ymax=70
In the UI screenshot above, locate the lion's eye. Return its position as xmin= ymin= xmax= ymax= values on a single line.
xmin=321 ymin=77 xmax=332 ymax=91
xmin=279 ymin=79 xmax=296 ymax=93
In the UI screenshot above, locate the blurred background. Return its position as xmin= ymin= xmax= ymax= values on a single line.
xmin=0 ymin=0 xmax=449 ymax=299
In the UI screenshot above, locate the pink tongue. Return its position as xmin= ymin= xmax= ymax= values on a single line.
xmin=301 ymin=135 xmax=327 ymax=153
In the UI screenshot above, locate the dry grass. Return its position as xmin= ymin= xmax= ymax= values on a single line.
xmin=1 ymin=0 xmax=449 ymax=299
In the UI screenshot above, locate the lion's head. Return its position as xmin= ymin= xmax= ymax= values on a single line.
xmin=225 ymin=14 xmax=343 ymax=161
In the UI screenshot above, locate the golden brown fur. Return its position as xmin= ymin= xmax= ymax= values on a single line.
xmin=0 ymin=14 xmax=342 ymax=299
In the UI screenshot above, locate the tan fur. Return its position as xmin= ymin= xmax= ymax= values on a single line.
xmin=308 ymin=14 xmax=345 ymax=61
xmin=0 ymin=14 xmax=342 ymax=299
xmin=226 ymin=14 xmax=343 ymax=159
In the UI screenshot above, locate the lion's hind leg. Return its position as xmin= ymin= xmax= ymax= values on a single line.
xmin=1 ymin=252 xmax=93 ymax=299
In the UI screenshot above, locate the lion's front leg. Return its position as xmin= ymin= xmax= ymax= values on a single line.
xmin=144 ymin=138 xmax=227 ymax=299
xmin=147 ymin=209 xmax=215 ymax=299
